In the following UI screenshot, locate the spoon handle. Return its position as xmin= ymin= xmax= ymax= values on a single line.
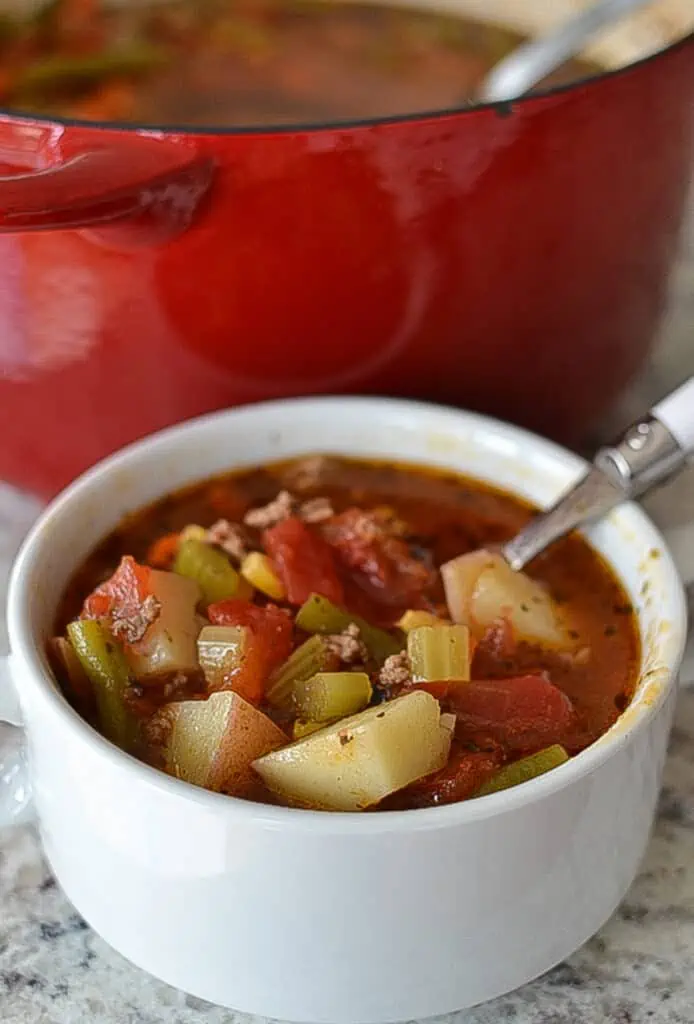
xmin=502 ymin=377 xmax=693 ymax=572
xmin=652 ymin=376 xmax=694 ymax=455
xmin=479 ymin=0 xmax=655 ymax=103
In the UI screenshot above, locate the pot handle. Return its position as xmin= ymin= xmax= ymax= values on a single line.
xmin=0 ymin=140 xmax=214 ymax=247
xmin=0 ymin=653 xmax=33 ymax=827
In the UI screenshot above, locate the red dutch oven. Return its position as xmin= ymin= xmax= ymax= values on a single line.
xmin=0 ymin=27 xmax=692 ymax=498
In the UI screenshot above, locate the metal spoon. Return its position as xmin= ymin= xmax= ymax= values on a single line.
xmin=479 ymin=0 xmax=655 ymax=104
xmin=502 ymin=377 xmax=694 ymax=572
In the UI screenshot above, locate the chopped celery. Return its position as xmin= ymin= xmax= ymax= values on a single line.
xmin=295 ymin=593 xmax=401 ymax=663
xmin=240 ymin=552 xmax=286 ymax=600
xmin=407 ymin=624 xmax=471 ymax=682
xmin=476 ymin=745 xmax=569 ymax=797
xmin=67 ymin=620 xmax=136 ymax=750
xmin=265 ymin=635 xmax=338 ymax=708
xmin=197 ymin=625 xmax=248 ymax=691
xmin=397 ymin=610 xmax=448 ymax=632
xmin=174 ymin=538 xmax=250 ymax=604
xmin=293 ymin=671 xmax=372 ymax=722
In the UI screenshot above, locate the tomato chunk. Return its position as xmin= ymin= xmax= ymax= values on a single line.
xmin=448 ymin=675 xmax=577 ymax=754
xmin=82 ymin=555 xmax=153 ymax=622
xmin=323 ymin=507 xmax=432 ymax=607
xmin=263 ymin=517 xmax=344 ymax=606
xmin=397 ymin=751 xmax=503 ymax=808
xmin=207 ymin=600 xmax=293 ymax=704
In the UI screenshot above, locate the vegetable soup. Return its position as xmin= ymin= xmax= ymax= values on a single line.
xmin=3 ymin=0 xmax=598 ymax=125
xmin=50 ymin=455 xmax=640 ymax=811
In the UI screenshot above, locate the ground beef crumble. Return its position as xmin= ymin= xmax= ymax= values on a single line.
xmin=244 ymin=490 xmax=295 ymax=529
xmin=205 ymin=519 xmax=250 ymax=561
xmin=110 ymin=593 xmax=161 ymax=645
xmin=298 ymin=496 xmax=334 ymax=524
xmin=378 ymin=651 xmax=412 ymax=689
xmin=244 ymin=491 xmax=334 ymax=530
xmin=325 ymin=623 xmax=369 ymax=665
xmin=143 ymin=706 xmax=175 ymax=748
xmin=278 ymin=455 xmax=331 ymax=492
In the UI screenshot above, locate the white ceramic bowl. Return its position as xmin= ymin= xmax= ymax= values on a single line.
xmin=0 ymin=398 xmax=689 ymax=1023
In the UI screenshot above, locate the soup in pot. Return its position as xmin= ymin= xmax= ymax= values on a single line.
xmin=50 ymin=455 xmax=640 ymax=812
xmin=0 ymin=0 xmax=599 ymax=125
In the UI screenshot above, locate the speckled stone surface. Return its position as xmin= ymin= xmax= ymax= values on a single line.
xmin=1 ymin=208 xmax=693 ymax=1023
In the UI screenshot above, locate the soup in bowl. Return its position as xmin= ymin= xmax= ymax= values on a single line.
xmin=49 ymin=451 xmax=641 ymax=811
xmin=0 ymin=397 xmax=688 ymax=1020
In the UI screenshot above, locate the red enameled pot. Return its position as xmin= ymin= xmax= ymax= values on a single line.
xmin=0 ymin=30 xmax=693 ymax=498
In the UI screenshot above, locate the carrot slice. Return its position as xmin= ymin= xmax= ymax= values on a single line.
xmin=146 ymin=532 xmax=180 ymax=570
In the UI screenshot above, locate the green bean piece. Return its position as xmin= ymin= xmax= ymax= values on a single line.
xmin=293 ymin=671 xmax=372 ymax=722
xmin=67 ymin=620 xmax=136 ymax=750
xmin=13 ymin=46 xmax=169 ymax=100
xmin=174 ymin=538 xmax=246 ymax=605
xmin=295 ymin=593 xmax=401 ymax=664
xmin=476 ymin=745 xmax=569 ymax=797
xmin=266 ymin=635 xmax=338 ymax=708
xmin=407 ymin=624 xmax=470 ymax=682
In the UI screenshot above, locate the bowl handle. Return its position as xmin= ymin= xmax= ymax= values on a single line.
xmin=0 ymin=139 xmax=214 ymax=247
xmin=0 ymin=654 xmax=33 ymax=827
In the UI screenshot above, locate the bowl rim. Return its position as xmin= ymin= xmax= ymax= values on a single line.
xmin=7 ymin=395 xmax=688 ymax=834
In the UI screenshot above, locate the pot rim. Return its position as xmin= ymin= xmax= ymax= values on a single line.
xmin=6 ymin=396 xmax=688 ymax=834
xmin=1 ymin=25 xmax=693 ymax=137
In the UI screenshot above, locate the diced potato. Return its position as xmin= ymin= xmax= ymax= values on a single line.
xmin=126 ymin=569 xmax=202 ymax=677
xmin=158 ymin=691 xmax=287 ymax=797
xmin=253 ymin=691 xmax=453 ymax=811
xmin=441 ymin=550 xmax=490 ymax=627
xmin=441 ymin=550 xmax=572 ymax=649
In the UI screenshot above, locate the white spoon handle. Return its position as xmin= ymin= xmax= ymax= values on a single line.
xmin=653 ymin=376 xmax=694 ymax=456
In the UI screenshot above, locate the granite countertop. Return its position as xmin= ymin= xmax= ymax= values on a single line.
xmin=1 ymin=218 xmax=694 ymax=1024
